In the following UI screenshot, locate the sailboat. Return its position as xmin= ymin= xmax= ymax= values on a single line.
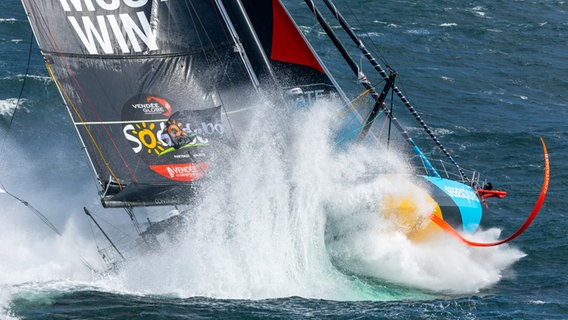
xmin=19 ymin=0 xmax=548 ymax=269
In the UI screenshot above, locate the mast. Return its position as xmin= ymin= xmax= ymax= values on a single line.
xmin=304 ymin=0 xmax=440 ymax=177
xmin=214 ymin=0 xmax=262 ymax=89
xmin=219 ymin=0 xmax=280 ymax=90
xmin=322 ymin=0 xmax=467 ymax=182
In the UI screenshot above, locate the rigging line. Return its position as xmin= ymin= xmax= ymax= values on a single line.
xmin=387 ymin=79 xmax=395 ymax=149
xmin=336 ymin=0 xmax=389 ymax=67
xmin=0 ymin=31 xmax=34 ymax=184
xmin=124 ymin=206 xmax=143 ymax=235
xmin=186 ymin=3 xmax=251 ymax=95
xmin=188 ymin=0 xmax=240 ymax=72
xmin=335 ymin=91 xmax=374 ymax=144
xmin=191 ymin=0 xmax=261 ymax=106
xmin=186 ymin=0 xmax=216 ymax=62
xmin=9 ymin=32 xmax=34 ymax=128
xmin=45 ymin=63 xmax=123 ymax=190
xmin=185 ymin=0 xmax=250 ymax=118
xmin=337 ymin=89 xmax=370 ymax=116
xmin=305 ymin=0 xmax=440 ymax=177
xmin=215 ymin=0 xmax=263 ymax=89
xmin=195 ymin=0 xmax=241 ymax=148
xmin=208 ymin=1 xmax=253 ymax=93
xmin=323 ymin=0 xmax=467 ymax=182
xmin=1 ymin=185 xmax=61 ymax=236
xmin=84 ymin=207 xmax=125 ymax=261
xmin=0 ymin=29 xmax=97 ymax=273
xmin=376 ymin=112 xmax=390 ymax=142
xmin=87 ymin=209 xmax=139 ymax=243
xmin=31 ymin=1 xmax=138 ymax=184
xmin=0 ymin=184 xmax=98 ymax=272
xmin=335 ymin=109 xmax=385 ymax=146
xmin=356 ymin=70 xmax=394 ymax=141
xmin=217 ymin=94 xmax=238 ymax=146
xmin=187 ymin=0 xmax=245 ymax=131
xmin=192 ymin=3 xmax=258 ymax=99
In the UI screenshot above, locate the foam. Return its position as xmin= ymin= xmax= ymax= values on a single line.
xmin=1 ymin=99 xmax=525 ymax=306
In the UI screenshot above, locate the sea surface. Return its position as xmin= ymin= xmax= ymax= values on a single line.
xmin=1 ymin=0 xmax=567 ymax=319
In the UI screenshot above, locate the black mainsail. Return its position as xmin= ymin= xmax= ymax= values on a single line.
xmin=21 ymin=0 xmax=340 ymax=208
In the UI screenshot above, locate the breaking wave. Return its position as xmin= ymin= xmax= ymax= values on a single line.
xmin=0 ymin=99 xmax=524 ymax=317
xmin=98 ymin=99 xmax=523 ymax=299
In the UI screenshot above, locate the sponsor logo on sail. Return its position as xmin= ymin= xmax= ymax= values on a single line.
xmin=130 ymin=96 xmax=172 ymax=116
xmin=166 ymin=165 xmax=196 ymax=178
xmin=121 ymin=98 xmax=222 ymax=182
xmin=131 ymin=102 xmax=164 ymax=115
xmin=58 ymin=0 xmax=168 ymax=55
xmin=149 ymin=163 xmax=210 ymax=182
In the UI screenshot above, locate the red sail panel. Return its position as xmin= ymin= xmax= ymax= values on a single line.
xmin=271 ymin=0 xmax=324 ymax=73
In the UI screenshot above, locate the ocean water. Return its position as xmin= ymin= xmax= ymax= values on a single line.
xmin=1 ymin=0 xmax=567 ymax=319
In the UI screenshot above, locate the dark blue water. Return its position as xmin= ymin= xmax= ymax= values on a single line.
xmin=1 ymin=0 xmax=567 ymax=319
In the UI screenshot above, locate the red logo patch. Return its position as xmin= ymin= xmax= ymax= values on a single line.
xmin=149 ymin=162 xmax=210 ymax=182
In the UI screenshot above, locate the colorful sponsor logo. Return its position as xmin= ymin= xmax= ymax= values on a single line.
xmin=121 ymin=94 xmax=222 ymax=182
xmin=123 ymin=121 xmax=167 ymax=155
xmin=130 ymin=96 xmax=172 ymax=116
